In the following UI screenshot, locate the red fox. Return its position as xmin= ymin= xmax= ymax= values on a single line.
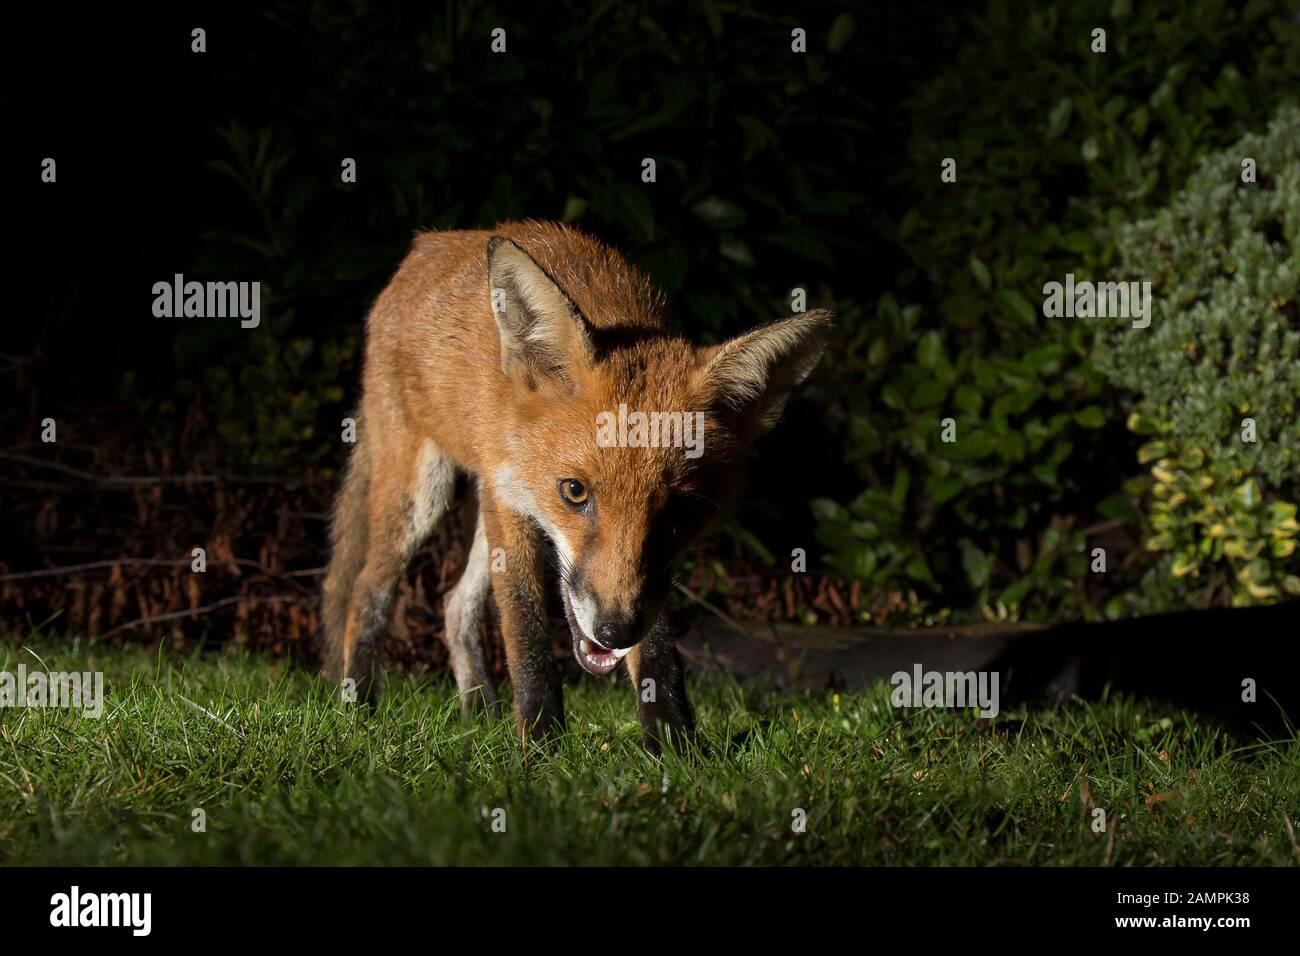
xmin=321 ymin=221 xmax=831 ymax=752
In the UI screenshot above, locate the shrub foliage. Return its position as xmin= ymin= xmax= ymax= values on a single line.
xmin=814 ymin=0 xmax=1300 ymax=619
xmin=1091 ymin=103 xmax=1300 ymax=606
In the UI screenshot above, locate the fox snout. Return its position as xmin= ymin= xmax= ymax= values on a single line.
xmin=561 ymin=572 xmax=668 ymax=676
xmin=593 ymin=613 xmax=642 ymax=651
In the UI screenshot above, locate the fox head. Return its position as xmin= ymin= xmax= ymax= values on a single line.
xmin=486 ymin=235 xmax=832 ymax=676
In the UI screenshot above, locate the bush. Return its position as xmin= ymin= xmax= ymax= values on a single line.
xmin=814 ymin=0 xmax=1300 ymax=620
xmin=1090 ymin=103 xmax=1300 ymax=607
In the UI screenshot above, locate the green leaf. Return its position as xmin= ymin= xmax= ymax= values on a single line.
xmin=904 ymin=554 xmax=934 ymax=584
xmin=1267 ymin=501 xmax=1297 ymax=522
xmin=954 ymin=385 xmax=983 ymax=414
xmin=691 ymin=196 xmax=746 ymax=230
xmin=991 ymin=387 xmax=1041 ymax=418
xmin=999 ymin=579 xmax=1033 ymax=607
xmin=828 ymin=13 xmax=855 ymax=52
xmin=890 ymin=470 xmax=910 ymax=506
xmin=730 ymin=524 xmax=775 ymax=565
xmin=701 ymin=0 xmax=723 ymax=37
xmin=930 ymin=478 xmax=964 ymax=506
xmin=959 ymin=539 xmax=992 ymax=589
xmin=810 ymin=497 xmax=846 ymax=523
xmin=1058 ymin=230 xmax=1095 ymax=254
xmin=1022 ymin=344 xmax=1067 ymax=373
xmin=1137 ymin=441 xmax=1168 ymax=465
xmin=867 ymin=336 xmax=889 ymax=366
xmin=969 ymin=255 xmax=992 ymax=290
xmin=1232 ymin=480 xmax=1259 ymax=510
xmin=1046 ymin=97 xmax=1073 ymax=139
xmin=1126 ymin=410 xmax=1164 ymax=435
xmin=1097 ymin=493 xmax=1133 ymax=520
xmin=717 ymin=235 xmax=754 ymax=266
xmin=942 ymin=429 xmax=995 ymax=461
xmin=911 ymin=378 xmax=949 ymax=409
xmin=1146 ymin=532 xmax=1176 ymax=551
xmin=561 ymin=194 xmax=588 ymax=222
xmin=1073 ymin=406 xmax=1106 ymax=429
xmin=1128 ymin=105 xmax=1149 ymax=137
xmin=995 ymin=289 xmax=1038 ymax=326
xmin=917 ymin=330 xmax=945 ymax=370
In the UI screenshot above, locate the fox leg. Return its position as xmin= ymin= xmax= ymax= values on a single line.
xmin=442 ymin=506 xmax=500 ymax=715
xmin=332 ymin=437 xmax=457 ymax=705
xmin=479 ymin=485 xmax=565 ymax=745
xmin=626 ymin=618 xmax=695 ymax=757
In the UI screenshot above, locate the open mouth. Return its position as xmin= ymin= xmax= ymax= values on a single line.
xmin=561 ymin=583 xmax=632 ymax=676
xmin=576 ymin=636 xmax=630 ymax=676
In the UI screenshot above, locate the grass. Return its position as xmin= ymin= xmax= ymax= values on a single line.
xmin=1 ymin=640 xmax=1297 ymax=865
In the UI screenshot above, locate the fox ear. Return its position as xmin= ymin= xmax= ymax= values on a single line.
xmin=487 ymin=236 xmax=594 ymax=390
xmin=695 ymin=310 xmax=833 ymax=436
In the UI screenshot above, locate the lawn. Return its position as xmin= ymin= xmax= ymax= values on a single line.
xmin=2 ymin=641 xmax=1296 ymax=865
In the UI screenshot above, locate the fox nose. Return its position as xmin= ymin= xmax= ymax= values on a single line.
xmin=594 ymin=615 xmax=639 ymax=650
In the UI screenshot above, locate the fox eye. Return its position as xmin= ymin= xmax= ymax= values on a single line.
xmin=558 ymin=478 xmax=589 ymax=508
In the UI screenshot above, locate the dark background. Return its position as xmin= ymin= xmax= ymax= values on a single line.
xmin=18 ymin=1 xmax=929 ymax=415
xmin=16 ymin=0 xmax=933 ymax=524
